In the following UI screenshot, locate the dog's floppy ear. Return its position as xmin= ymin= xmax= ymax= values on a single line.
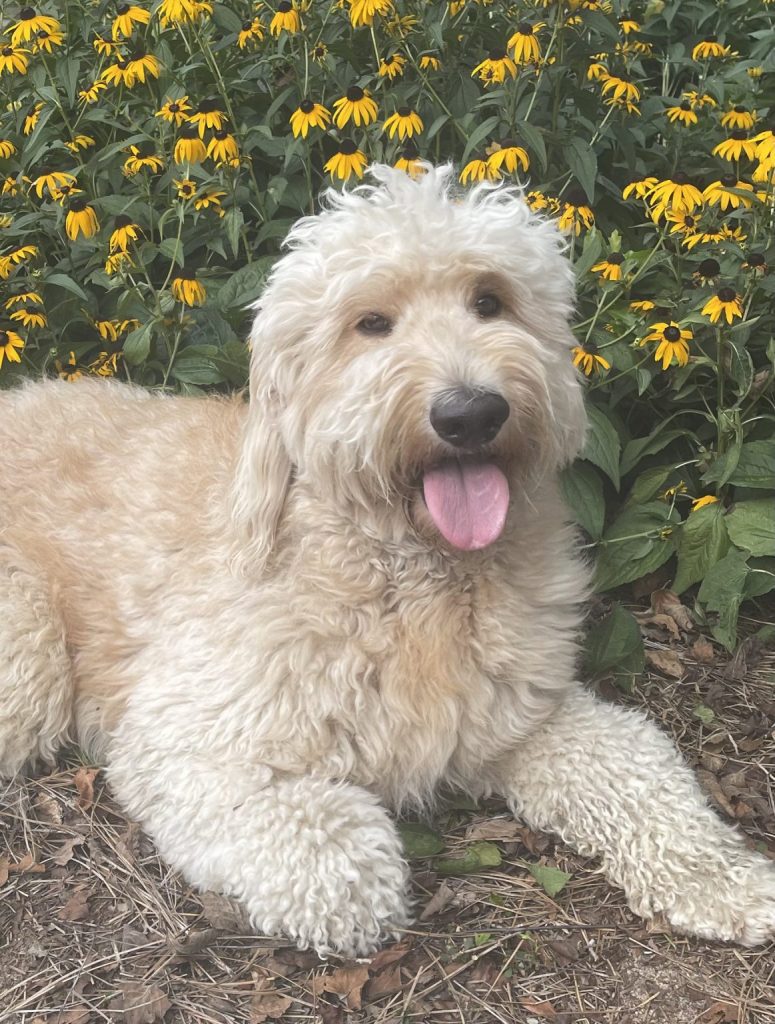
xmin=231 ymin=309 xmax=293 ymax=573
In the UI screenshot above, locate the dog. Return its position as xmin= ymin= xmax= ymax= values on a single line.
xmin=1 ymin=165 xmax=774 ymax=955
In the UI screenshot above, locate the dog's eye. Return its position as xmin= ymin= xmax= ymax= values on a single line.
xmin=474 ymin=294 xmax=502 ymax=318
xmin=357 ymin=313 xmax=393 ymax=336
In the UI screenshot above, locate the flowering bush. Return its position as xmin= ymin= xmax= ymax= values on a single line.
xmin=1 ymin=0 xmax=774 ymax=649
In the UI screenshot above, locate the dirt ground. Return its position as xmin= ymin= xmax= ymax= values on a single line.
xmin=2 ymin=599 xmax=774 ymax=1024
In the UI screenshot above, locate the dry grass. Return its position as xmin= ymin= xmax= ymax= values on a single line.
xmin=2 ymin=607 xmax=774 ymax=1024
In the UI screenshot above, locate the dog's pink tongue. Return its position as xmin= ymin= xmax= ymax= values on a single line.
xmin=422 ymin=462 xmax=510 ymax=550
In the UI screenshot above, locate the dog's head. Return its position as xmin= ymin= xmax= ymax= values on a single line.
xmin=234 ymin=164 xmax=585 ymax=563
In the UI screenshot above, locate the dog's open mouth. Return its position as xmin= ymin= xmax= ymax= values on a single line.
xmin=422 ymin=459 xmax=509 ymax=551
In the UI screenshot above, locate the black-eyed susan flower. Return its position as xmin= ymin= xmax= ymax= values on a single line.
xmin=721 ymin=106 xmax=756 ymax=131
xmin=383 ymin=107 xmax=423 ymax=140
xmin=486 ymin=140 xmax=529 ymax=175
xmin=639 ymin=322 xmax=692 ymax=369
xmin=30 ymin=168 xmax=77 ymax=199
xmin=55 ymin=351 xmax=82 ymax=381
xmin=65 ymin=196 xmax=99 ymax=240
xmin=753 ymin=126 xmax=775 ymax=162
xmin=683 ymin=90 xmax=717 ymax=109
xmin=460 ymin=158 xmax=494 ymax=185
xmin=572 ymin=343 xmax=610 ymax=375
xmin=194 ymin=188 xmax=226 ymax=210
xmin=101 ymin=59 xmax=135 ymax=88
xmin=112 ymin=3 xmax=151 ymax=41
xmin=10 ymin=306 xmax=45 ymax=328
xmin=89 ymin=351 xmax=120 ymax=377
xmin=526 ymin=190 xmax=560 ymax=214
xmin=630 ymin=299 xmax=656 ymax=313
xmin=4 ymin=290 xmax=42 ymax=309
xmin=32 ymin=28 xmax=64 ymax=53
xmin=665 ymin=210 xmax=700 ymax=236
xmin=1 ymin=244 xmax=37 ymax=270
xmin=158 ymin=0 xmax=213 ymax=29
xmin=618 ymin=13 xmax=640 ymax=33
xmin=50 ymin=181 xmax=83 ymax=205
xmin=0 ymin=45 xmax=30 ymax=76
xmin=648 ymin=173 xmax=703 ymax=220
xmin=64 ymin=135 xmax=96 ymax=153
xmin=0 ymin=140 xmax=17 ymax=158
xmin=156 ymin=96 xmax=192 ymax=126
xmin=105 ymin=250 xmax=134 ymax=274
xmin=109 ymin=214 xmax=141 ymax=252
xmin=378 ymin=52 xmax=405 ymax=78
xmin=93 ymin=34 xmax=118 ymax=57
xmin=0 ymin=328 xmax=24 ymax=367
xmin=23 ymin=102 xmax=44 ymax=134
xmin=289 ymin=100 xmax=331 ymax=138
xmin=174 ymin=177 xmax=197 ymax=199
xmin=394 ymin=141 xmax=425 ymax=178
xmin=591 ymin=252 xmax=625 ymax=281
xmin=174 ymin=124 xmax=207 ymax=164
xmin=692 ymin=495 xmax=719 ymax=512
xmin=692 ymin=37 xmax=730 ymax=60
xmin=207 ymin=130 xmax=239 ymax=164
xmin=123 ymin=144 xmax=164 ymax=176
xmin=172 ymin=267 xmax=206 ymax=306
xmin=742 ymin=252 xmax=767 ymax=274
xmin=702 ymin=287 xmax=743 ymax=324
xmin=693 ymin=257 xmax=720 ymax=285
xmin=666 ymin=100 xmax=698 ymax=126
xmin=332 ymin=86 xmax=378 ymax=128
xmin=324 ymin=140 xmax=367 ymax=181
xmin=508 ymin=22 xmax=542 ymax=64
xmin=600 ymin=75 xmax=640 ymax=114
xmin=472 ymin=48 xmax=516 ymax=85
xmin=558 ymin=186 xmax=594 ymax=234
xmin=95 ymin=319 xmax=122 ymax=341
xmin=7 ymin=7 xmax=60 ymax=45
xmin=125 ymin=48 xmax=161 ymax=84
xmin=348 ymin=0 xmax=392 ymax=27
xmin=238 ymin=17 xmax=264 ymax=47
xmin=713 ymin=130 xmax=757 ymax=162
xmin=190 ymin=99 xmax=227 ymax=137
xmin=622 ymin=176 xmax=657 ymax=200
xmin=419 ymin=54 xmax=441 ymax=71
xmin=269 ymin=1 xmax=299 ymax=36
xmin=703 ymin=175 xmax=756 ymax=210
xmin=79 ymin=82 xmax=107 ymax=104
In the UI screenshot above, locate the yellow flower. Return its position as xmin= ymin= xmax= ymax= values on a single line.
xmin=105 ymin=251 xmax=134 ymax=274
xmin=238 ymin=17 xmax=264 ymax=47
xmin=269 ymin=1 xmax=300 ymax=36
xmin=109 ymin=215 xmax=141 ymax=252
xmin=172 ymin=269 xmax=207 ymax=306
xmin=31 ymin=169 xmax=77 ymax=199
xmin=10 ymin=307 xmax=46 ymax=328
xmin=207 ymin=130 xmax=239 ymax=164
xmin=190 ymin=100 xmax=227 ymax=137
xmin=665 ymin=210 xmax=700 ymax=236
xmin=0 ymin=328 xmax=24 ymax=367
xmin=0 ymin=140 xmax=17 ymax=159
xmin=289 ymin=100 xmax=331 ymax=138
xmin=472 ymin=49 xmax=516 ymax=85
xmin=311 ymin=42 xmax=328 ymax=63
xmin=23 ymin=101 xmax=44 ymax=134
xmin=157 ymin=0 xmax=213 ymax=28
xmin=419 ymin=54 xmax=441 ymax=71
xmin=742 ymin=252 xmax=767 ymax=274
xmin=703 ymin=175 xmax=756 ymax=211
xmin=378 ymin=53 xmax=405 ymax=78
xmin=692 ymin=495 xmax=719 ymax=511
xmin=332 ymin=86 xmax=378 ymax=128
xmin=587 ymin=61 xmax=608 ymax=80
xmin=647 ymin=174 xmax=703 ymax=221
xmin=112 ymin=4 xmax=151 ymax=40
xmin=394 ymin=142 xmax=425 ymax=179
xmin=713 ymin=131 xmax=757 ymax=161
xmin=618 ymin=15 xmax=640 ymax=33
xmin=174 ymin=177 xmax=197 ymax=200
xmin=348 ymin=0 xmax=392 ymax=27
xmin=32 ymin=29 xmax=64 ymax=53
xmin=93 ymin=35 xmax=119 ymax=57
xmin=194 ymin=188 xmax=226 ymax=210
xmin=630 ymin=300 xmax=655 ymax=313
xmin=508 ymin=22 xmax=542 ymax=65
xmin=383 ymin=107 xmax=423 ymax=140
xmin=701 ymin=287 xmax=743 ymax=325
xmin=4 ymin=290 xmax=42 ymax=308
xmin=682 ymin=90 xmax=716 ymax=109
xmin=89 ymin=351 xmax=121 ymax=377
xmin=486 ymin=141 xmax=529 ymax=175
xmin=156 ymin=96 xmax=192 ymax=126
xmin=666 ymin=101 xmax=698 ymax=126
xmin=101 ymin=59 xmax=136 ymax=88
xmin=174 ymin=124 xmax=207 ymax=164
xmin=622 ymin=176 xmax=657 ymax=200
xmin=571 ymin=344 xmax=610 ymax=376
xmin=56 ymin=351 xmax=82 ymax=381
xmin=692 ymin=38 xmax=730 ymax=60
xmin=324 ymin=140 xmax=368 ymax=181
xmin=123 ymin=145 xmax=164 ymax=176
xmin=7 ymin=8 xmax=60 ymax=46
xmin=693 ymin=258 xmax=720 ymax=286
xmin=721 ymin=106 xmax=756 ymax=131
xmin=124 ymin=49 xmax=161 ymax=84
xmin=600 ymin=75 xmax=640 ymax=114
xmin=50 ymin=181 xmax=83 ymax=205
xmin=64 ymin=135 xmax=96 ymax=153
xmin=0 ymin=45 xmax=30 ymax=75
xmin=558 ymin=187 xmax=595 ymax=234
xmin=639 ymin=322 xmax=692 ymax=370
xmin=459 ymin=158 xmax=495 ymax=185
xmin=591 ymin=253 xmax=625 ymax=281
xmin=79 ymin=82 xmax=107 ymax=104
xmin=65 ymin=197 xmax=99 ymax=240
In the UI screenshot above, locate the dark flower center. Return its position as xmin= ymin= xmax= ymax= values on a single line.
xmin=115 ymin=58 xmax=128 ymax=68
xmin=198 ymin=98 xmax=221 ymax=114
xmin=397 ymin=106 xmax=411 ymax=117
xmin=214 ymin=130 xmax=230 ymax=141
xmin=117 ymin=4 xmax=130 ymax=13
xmin=584 ymin=342 xmax=600 ymax=354
xmin=114 ymin=214 xmax=133 ymax=228
xmin=730 ymin=130 xmax=748 ymax=140
xmin=129 ymin=48 xmax=146 ymax=61
xmin=720 ymin=174 xmax=737 ymax=187
xmin=20 ymin=7 xmax=36 ymax=19
xmin=706 ymin=34 xmax=717 ymax=41
xmin=37 ymin=30 xmax=49 ymax=38
xmin=313 ymin=45 xmax=325 ymax=56
xmin=717 ymin=287 xmax=736 ymax=302
xmin=664 ymin=326 xmax=681 ymax=342
xmin=401 ymin=141 xmax=419 ymax=159
xmin=684 ymin=215 xmax=696 ymax=227
xmin=733 ymin=106 xmax=746 ymax=114
xmin=169 ymin=102 xmax=180 ymax=113
xmin=180 ymin=124 xmax=198 ymax=138
xmin=698 ymin=258 xmax=720 ymax=277
xmin=746 ymin=253 xmax=765 ymax=267
xmin=488 ymin=48 xmax=507 ymax=60
xmin=179 ymin=267 xmax=197 ymax=280
xmin=608 ymin=253 xmax=624 ymax=264
xmin=2 ymin=46 xmax=13 ymax=56
xmin=69 ymin=196 xmax=89 ymax=212
xmin=346 ymin=85 xmax=364 ymax=101
xmin=242 ymin=20 xmax=252 ymax=30
xmin=299 ymin=99 xmax=314 ymax=114
xmin=517 ymin=22 xmax=532 ymax=34
xmin=566 ymin=186 xmax=588 ymax=206
xmin=278 ymin=1 xmax=292 ymax=11
xmin=673 ymin=172 xmax=689 ymax=185
xmin=680 ymin=100 xmax=691 ymax=111
xmin=339 ymin=139 xmax=357 ymax=155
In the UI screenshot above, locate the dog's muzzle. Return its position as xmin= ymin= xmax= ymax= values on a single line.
xmin=429 ymin=387 xmax=510 ymax=449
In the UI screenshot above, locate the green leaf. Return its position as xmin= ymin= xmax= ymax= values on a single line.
xmin=620 ymin=428 xmax=685 ymax=477
xmin=216 ymin=260 xmax=271 ymax=311
xmin=566 ymin=137 xmax=597 ymax=202
xmin=726 ymin=440 xmax=775 ymax=490
xmin=461 ymin=115 xmax=500 ymax=163
xmin=435 ymin=842 xmax=502 ymax=876
xmin=582 ymin=405 xmax=620 ymax=489
xmin=123 ymin=323 xmax=154 ymax=366
xmin=171 ymin=352 xmax=226 ymax=385
xmin=672 ymin=503 xmax=730 ymax=594
xmin=624 ymin=465 xmax=673 ymax=508
xmin=43 ymin=273 xmax=90 ymax=301
xmin=584 ymin=603 xmax=645 ymax=681
xmin=594 ymin=502 xmax=678 ymax=592
xmin=527 ymin=863 xmax=571 ymax=898
xmin=697 ymin=548 xmax=750 ymax=652
xmin=693 ymin=703 xmax=715 ymax=725
xmin=744 ymin=558 xmax=775 ymax=599
xmin=726 ymin=500 xmax=775 ymax=557
xmin=573 ymin=229 xmax=603 ymax=283
xmin=398 ymin=822 xmax=445 ymax=859
xmin=159 ymin=237 xmax=184 ymax=267
xmin=560 ymin=461 xmax=605 ymax=540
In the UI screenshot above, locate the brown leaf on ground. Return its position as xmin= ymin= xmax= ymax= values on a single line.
xmin=465 ymin=817 xmax=521 ymax=841
xmin=58 ymin=885 xmax=90 ymax=922
xmin=6 ymin=851 xmax=46 ymax=875
xmin=640 ymin=612 xmax=681 ymax=641
xmin=519 ymin=998 xmax=557 ymax=1017
xmin=645 ymin=648 xmax=684 ymax=679
xmin=368 ymin=941 xmax=411 ymax=971
xmin=0 ymin=858 xmax=7 ymax=886
xmin=51 ymin=1008 xmax=91 ymax=1024
xmin=50 ymin=836 xmax=85 ymax=867
xmin=364 ymin=963 xmax=404 ymax=1001
xmin=33 ymin=790 xmax=63 ymax=825
xmin=317 ymin=1002 xmax=345 ymax=1024
xmin=651 ymin=589 xmax=695 ymax=632
xmin=698 ymin=1001 xmax=738 ymax=1023
xmin=697 ymin=770 xmax=738 ymax=818
xmin=197 ymin=890 xmax=250 ymax=932
xmin=249 ymin=969 xmax=293 ymax=1023
xmin=73 ymin=767 xmax=99 ymax=810
xmin=312 ymin=964 xmax=370 ymax=1011
xmin=109 ymin=982 xmax=171 ymax=1024
xmin=168 ymin=927 xmax=218 ymax=956
xmin=420 ymin=879 xmax=453 ymax=920
xmin=691 ymin=638 xmax=716 ymax=664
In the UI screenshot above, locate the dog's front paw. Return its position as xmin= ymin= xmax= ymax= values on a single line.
xmin=662 ymin=854 xmax=775 ymax=946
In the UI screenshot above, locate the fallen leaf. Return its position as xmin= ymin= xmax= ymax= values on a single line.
xmin=640 ymin=612 xmax=681 ymax=640
xmin=7 ymin=851 xmax=45 ymax=875
xmin=651 ymin=590 xmax=694 ymax=632
xmin=50 ymin=836 xmax=85 ymax=867
xmin=312 ymin=964 xmax=370 ymax=1011
xmin=364 ymin=963 xmax=403 ymax=1001
xmin=317 ymin=1002 xmax=345 ymax=1024
xmin=368 ymin=941 xmax=411 ymax=971
xmin=51 ymin=1009 xmax=91 ymax=1024
xmin=109 ymin=982 xmax=171 ymax=1024
xmin=527 ymin=862 xmax=572 ymax=897
xmin=34 ymin=791 xmax=63 ymax=825
xmin=73 ymin=767 xmax=99 ymax=811
xmin=250 ymin=970 xmax=293 ymax=1023
xmin=698 ymin=770 xmax=738 ymax=818
xmin=197 ymin=890 xmax=250 ymax=932
xmin=59 ymin=886 xmax=90 ymax=922
xmin=519 ymin=998 xmax=557 ymax=1018
xmin=465 ymin=817 xmax=521 ymax=842
xmin=691 ymin=638 xmax=716 ymax=664
xmin=694 ymin=703 xmax=716 ymax=726
xmin=419 ymin=879 xmax=453 ymax=920
xmin=168 ymin=928 xmax=218 ymax=956
xmin=0 ymin=858 xmax=8 ymax=886
xmin=645 ymin=648 xmax=684 ymax=678
xmin=698 ymin=1001 xmax=738 ymax=1023
xmin=435 ymin=841 xmax=502 ymax=875
xmin=398 ymin=822 xmax=445 ymax=858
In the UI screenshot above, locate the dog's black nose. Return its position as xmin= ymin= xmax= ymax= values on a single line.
xmin=430 ymin=388 xmax=510 ymax=448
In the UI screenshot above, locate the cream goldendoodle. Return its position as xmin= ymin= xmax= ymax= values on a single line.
xmin=1 ymin=165 xmax=774 ymax=954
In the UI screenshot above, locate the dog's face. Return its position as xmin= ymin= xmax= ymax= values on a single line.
xmin=240 ymin=165 xmax=585 ymax=556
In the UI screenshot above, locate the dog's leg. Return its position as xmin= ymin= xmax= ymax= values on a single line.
xmin=0 ymin=544 xmax=72 ymax=776
xmin=107 ymin=733 xmax=411 ymax=954
xmin=495 ymin=688 xmax=775 ymax=945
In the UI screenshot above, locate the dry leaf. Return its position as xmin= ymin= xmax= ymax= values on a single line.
xmin=420 ymin=880 xmax=452 ymax=920
xmin=73 ymin=767 xmax=99 ymax=811
xmin=198 ymin=891 xmax=250 ymax=932
xmin=7 ymin=851 xmax=45 ymax=875
xmin=51 ymin=1008 xmax=91 ymax=1024
xmin=250 ymin=970 xmax=293 ymax=1023
xmin=364 ymin=963 xmax=403 ymax=1001
xmin=168 ymin=928 xmax=218 ymax=956
xmin=59 ymin=886 xmax=90 ymax=922
xmin=51 ymin=836 xmax=85 ymax=867
xmin=698 ymin=1001 xmax=738 ymax=1023
xmin=0 ymin=858 xmax=8 ymax=886
xmin=465 ymin=817 xmax=521 ymax=842
xmin=519 ymin=998 xmax=557 ymax=1018
xmin=691 ymin=638 xmax=716 ymax=664
xmin=651 ymin=590 xmax=694 ymax=632
xmin=645 ymin=648 xmax=684 ymax=679
xmin=698 ymin=770 xmax=738 ymax=818
xmin=109 ymin=982 xmax=171 ymax=1024
xmin=34 ymin=791 xmax=63 ymax=825
xmin=368 ymin=941 xmax=411 ymax=971
xmin=312 ymin=964 xmax=370 ymax=1011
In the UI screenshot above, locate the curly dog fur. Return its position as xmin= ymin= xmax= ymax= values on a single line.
xmin=2 ymin=165 xmax=774 ymax=954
